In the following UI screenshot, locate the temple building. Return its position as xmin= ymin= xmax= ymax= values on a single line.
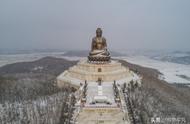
xmin=57 ymin=28 xmax=141 ymax=124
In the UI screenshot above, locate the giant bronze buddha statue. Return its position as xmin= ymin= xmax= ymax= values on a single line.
xmin=88 ymin=28 xmax=111 ymax=63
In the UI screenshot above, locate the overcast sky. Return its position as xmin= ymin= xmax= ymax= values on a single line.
xmin=0 ymin=0 xmax=190 ymax=51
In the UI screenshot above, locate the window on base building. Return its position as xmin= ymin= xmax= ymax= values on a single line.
xmin=98 ymin=68 xmax=102 ymax=72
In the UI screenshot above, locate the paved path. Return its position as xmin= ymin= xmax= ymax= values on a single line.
xmin=75 ymin=81 xmax=131 ymax=124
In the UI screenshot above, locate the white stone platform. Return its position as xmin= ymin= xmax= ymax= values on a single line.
xmin=57 ymin=59 xmax=139 ymax=88
xmin=86 ymin=82 xmax=115 ymax=105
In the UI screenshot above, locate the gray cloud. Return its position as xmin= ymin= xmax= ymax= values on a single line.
xmin=0 ymin=0 xmax=190 ymax=51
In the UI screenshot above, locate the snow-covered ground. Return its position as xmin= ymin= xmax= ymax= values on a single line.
xmin=1 ymin=51 xmax=190 ymax=84
xmin=0 ymin=52 xmax=65 ymax=67
xmin=120 ymin=56 xmax=190 ymax=84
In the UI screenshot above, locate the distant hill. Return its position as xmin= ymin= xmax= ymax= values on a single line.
xmin=0 ymin=56 xmax=77 ymax=75
xmin=0 ymin=57 xmax=77 ymax=102
xmin=161 ymin=56 xmax=190 ymax=65
xmin=152 ymin=51 xmax=190 ymax=65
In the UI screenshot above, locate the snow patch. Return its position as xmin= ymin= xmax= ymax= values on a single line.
xmin=120 ymin=56 xmax=190 ymax=84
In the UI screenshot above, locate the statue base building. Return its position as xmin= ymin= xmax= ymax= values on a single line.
xmin=56 ymin=28 xmax=141 ymax=124
xmin=57 ymin=59 xmax=141 ymax=124
xmin=57 ymin=59 xmax=135 ymax=88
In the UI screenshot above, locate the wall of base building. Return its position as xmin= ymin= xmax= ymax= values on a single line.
xmin=67 ymin=71 xmax=130 ymax=82
xmin=65 ymin=60 xmax=132 ymax=82
xmin=76 ymin=61 xmax=123 ymax=73
xmin=57 ymin=70 xmax=134 ymax=88
xmin=56 ymin=60 xmax=137 ymax=88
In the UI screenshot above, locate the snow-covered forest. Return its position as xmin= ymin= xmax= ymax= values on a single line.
xmin=0 ymin=92 xmax=69 ymax=124
xmin=0 ymin=57 xmax=77 ymax=124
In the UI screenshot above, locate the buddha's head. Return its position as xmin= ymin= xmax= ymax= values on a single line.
xmin=96 ymin=28 xmax=102 ymax=37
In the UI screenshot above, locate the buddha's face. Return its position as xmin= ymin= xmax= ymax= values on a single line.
xmin=96 ymin=28 xmax=102 ymax=37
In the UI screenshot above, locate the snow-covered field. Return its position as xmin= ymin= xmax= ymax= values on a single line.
xmin=0 ymin=52 xmax=65 ymax=67
xmin=1 ymin=51 xmax=190 ymax=84
xmin=121 ymin=56 xmax=190 ymax=84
